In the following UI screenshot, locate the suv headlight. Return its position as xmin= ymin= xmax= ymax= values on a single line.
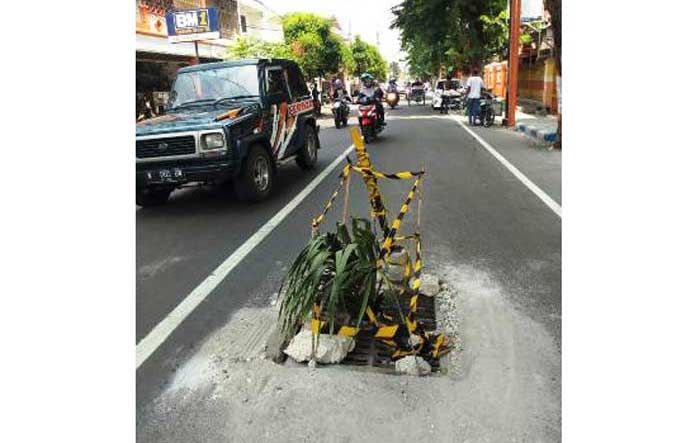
xmin=202 ymin=133 xmax=225 ymax=150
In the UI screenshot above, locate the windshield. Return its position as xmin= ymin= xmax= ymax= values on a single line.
xmin=437 ymin=80 xmax=461 ymax=90
xmin=169 ymin=65 xmax=260 ymax=109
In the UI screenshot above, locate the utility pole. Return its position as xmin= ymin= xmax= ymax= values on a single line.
xmin=504 ymin=0 xmax=521 ymax=126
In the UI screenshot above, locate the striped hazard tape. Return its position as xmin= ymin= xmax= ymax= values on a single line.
xmin=351 ymin=166 xmax=424 ymax=180
xmin=304 ymin=127 xmax=450 ymax=364
xmin=311 ymin=164 xmax=351 ymax=231
xmin=379 ymin=176 xmax=423 ymax=261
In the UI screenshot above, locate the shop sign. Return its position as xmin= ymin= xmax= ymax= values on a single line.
xmin=166 ymin=8 xmax=220 ymax=43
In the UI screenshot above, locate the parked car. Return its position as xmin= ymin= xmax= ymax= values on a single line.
xmin=135 ymin=58 xmax=319 ymax=206
xmin=431 ymin=79 xmax=463 ymax=110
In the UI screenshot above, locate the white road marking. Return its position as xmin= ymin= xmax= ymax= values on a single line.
xmin=451 ymin=115 xmax=562 ymax=218
xmin=136 ymin=143 xmax=356 ymax=369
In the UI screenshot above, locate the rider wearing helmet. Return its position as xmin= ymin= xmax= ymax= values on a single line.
xmin=388 ymin=77 xmax=398 ymax=92
xmin=358 ymin=73 xmax=385 ymax=125
xmin=332 ymin=78 xmax=350 ymax=102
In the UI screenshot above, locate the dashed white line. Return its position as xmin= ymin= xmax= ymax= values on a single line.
xmin=136 ymin=142 xmax=356 ymax=369
xmin=451 ymin=115 xmax=562 ymax=218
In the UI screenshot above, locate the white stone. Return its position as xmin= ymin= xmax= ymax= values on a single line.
xmin=420 ymin=274 xmax=441 ymax=297
xmin=409 ymin=333 xmax=423 ymax=347
xmin=395 ymin=356 xmax=432 ymax=376
xmin=283 ymin=329 xmax=355 ymax=364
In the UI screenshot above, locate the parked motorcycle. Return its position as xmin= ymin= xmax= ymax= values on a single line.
xmin=357 ymin=96 xmax=384 ymax=142
xmin=465 ymin=91 xmax=499 ymax=127
xmin=332 ymin=98 xmax=350 ymax=129
xmin=478 ymin=92 xmax=496 ymax=127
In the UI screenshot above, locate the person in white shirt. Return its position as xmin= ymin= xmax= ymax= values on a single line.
xmin=465 ymin=68 xmax=485 ymax=125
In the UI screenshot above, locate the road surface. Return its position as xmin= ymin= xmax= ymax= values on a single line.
xmin=136 ymin=103 xmax=562 ymax=442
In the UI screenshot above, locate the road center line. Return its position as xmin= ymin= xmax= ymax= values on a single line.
xmin=136 ymin=142 xmax=356 ymax=369
xmin=451 ymin=115 xmax=562 ymax=218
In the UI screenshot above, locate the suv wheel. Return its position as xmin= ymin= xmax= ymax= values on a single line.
xmin=296 ymin=125 xmax=319 ymax=170
xmin=236 ymin=144 xmax=273 ymax=202
xmin=137 ymin=188 xmax=172 ymax=207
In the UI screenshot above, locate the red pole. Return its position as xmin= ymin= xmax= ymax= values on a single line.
xmin=505 ymin=0 xmax=521 ymax=127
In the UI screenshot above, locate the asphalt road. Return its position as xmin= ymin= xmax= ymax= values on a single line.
xmin=136 ymin=103 xmax=561 ymax=418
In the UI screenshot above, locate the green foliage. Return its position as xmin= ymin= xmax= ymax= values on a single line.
xmin=227 ymin=35 xmax=292 ymax=60
xmin=391 ymin=0 xmax=508 ymax=76
xmin=281 ymin=12 xmax=345 ymax=79
xmin=278 ymin=218 xmax=381 ymax=340
xmin=480 ymin=9 xmax=509 ymax=61
xmin=350 ymin=36 xmax=388 ymax=82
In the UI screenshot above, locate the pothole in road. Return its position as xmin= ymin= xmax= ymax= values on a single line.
xmin=141 ymin=263 xmax=561 ymax=443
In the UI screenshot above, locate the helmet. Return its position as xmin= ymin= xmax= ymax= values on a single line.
xmin=334 ymin=79 xmax=343 ymax=88
xmin=360 ymin=73 xmax=374 ymax=86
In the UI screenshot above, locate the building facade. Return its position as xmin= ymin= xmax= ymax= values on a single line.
xmin=135 ymin=0 xmax=282 ymax=119
xmin=237 ymin=0 xmax=283 ymax=43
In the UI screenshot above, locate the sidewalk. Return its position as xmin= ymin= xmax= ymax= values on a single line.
xmin=508 ymin=109 xmax=559 ymax=144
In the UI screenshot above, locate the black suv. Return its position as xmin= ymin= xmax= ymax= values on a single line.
xmin=136 ymin=58 xmax=319 ymax=206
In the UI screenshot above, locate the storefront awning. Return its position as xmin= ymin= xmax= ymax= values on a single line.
xmin=135 ymin=33 xmax=230 ymax=60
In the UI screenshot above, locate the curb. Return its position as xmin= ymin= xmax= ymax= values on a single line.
xmin=515 ymin=122 xmax=558 ymax=143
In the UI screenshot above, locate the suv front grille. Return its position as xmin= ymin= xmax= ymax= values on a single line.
xmin=136 ymin=135 xmax=196 ymax=159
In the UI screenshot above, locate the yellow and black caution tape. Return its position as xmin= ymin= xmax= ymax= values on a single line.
xmin=351 ymin=166 xmax=424 ymax=180
xmin=306 ymin=127 xmax=449 ymax=363
xmin=351 ymin=128 xmax=390 ymax=236
xmin=411 ymin=233 xmax=422 ymax=293
xmin=379 ymin=176 xmax=423 ymax=260
xmin=311 ymin=164 xmax=350 ymax=230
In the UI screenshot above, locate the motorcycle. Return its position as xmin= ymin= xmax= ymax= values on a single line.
xmin=478 ymin=92 xmax=496 ymax=127
xmin=465 ymin=91 xmax=498 ymax=127
xmin=386 ymin=89 xmax=400 ymax=109
xmin=332 ymin=98 xmax=350 ymax=129
xmin=357 ymin=95 xmax=384 ymax=143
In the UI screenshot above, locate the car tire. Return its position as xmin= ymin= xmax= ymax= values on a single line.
xmin=235 ymin=144 xmax=274 ymax=202
xmin=296 ymin=124 xmax=319 ymax=170
xmin=137 ymin=188 xmax=172 ymax=207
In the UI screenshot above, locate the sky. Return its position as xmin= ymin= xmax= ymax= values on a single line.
xmin=261 ymin=0 xmax=406 ymax=64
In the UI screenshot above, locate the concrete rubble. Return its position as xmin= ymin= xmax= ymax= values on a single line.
xmin=420 ymin=273 xmax=441 ymax=297
xmin=283 ymin=329 xmax=355 ymax=364
xmin=395 ymin=355 xmax=432 ymax=376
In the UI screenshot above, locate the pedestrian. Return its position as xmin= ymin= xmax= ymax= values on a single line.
xmin=465 ymin=68 xmax=485 ymax=126
xmin=310 ymin=82 xmax=321 ymax=116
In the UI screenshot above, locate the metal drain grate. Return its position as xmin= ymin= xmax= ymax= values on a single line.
xmin=341 ymin=294 xmax=440 ymax=371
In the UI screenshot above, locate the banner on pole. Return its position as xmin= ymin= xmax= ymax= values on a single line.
xmin=166 ymin=8 xmax=220 ymax=43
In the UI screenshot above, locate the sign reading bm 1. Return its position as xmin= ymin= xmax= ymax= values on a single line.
xmin=166 ymin=8 xmax=220 ymax=43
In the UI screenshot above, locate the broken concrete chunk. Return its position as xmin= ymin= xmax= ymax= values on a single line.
xmin=284 ymin=329 xmax=355 ymax=364
xmin=386 ymin=248 xmax=410 ymax=283
xmin=395 ymin=356 xmax=432 ymax=376
xmin=420 ymin=274 xmax=441 ymax=297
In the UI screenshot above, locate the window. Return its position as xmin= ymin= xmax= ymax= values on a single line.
xmin=286 ymin=65 xmax=309 ymax=99
xmin=240 ymin=15 xmax=247 ymax=33
xmin=266 ymin=67 xmax=290 ymax=101
xmin=169 ymin=65 xmax=260 ymax=108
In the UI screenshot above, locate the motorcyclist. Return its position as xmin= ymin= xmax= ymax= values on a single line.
xmin=332 ymin=79 xmax=350 ymax=103
xmin=387 ymin=78 xmax=398 ymax=93
xmin=358 ymin=73 xmax=385 ymax=126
